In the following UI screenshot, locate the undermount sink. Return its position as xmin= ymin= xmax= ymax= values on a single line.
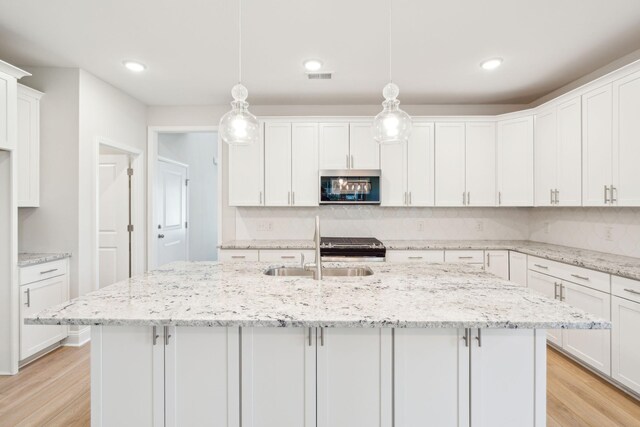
xmin=264 ymin=266 xmax=374 ymax=278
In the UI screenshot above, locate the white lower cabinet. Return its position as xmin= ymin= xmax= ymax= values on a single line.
xmin=484 ymin=250 xmax=509 ymax=280
xmin=509 ymin=251 xmax=527 ymax=286
xmin=444 ymin=250 xmax=484 ymax=265
xmin=258 ymin=249 xmax=315 ymax=264
xmin=612 ymin=295 xmax=640 ymax=394
xmin=527 ymin=270 xmax=563 ymax=346
xmin=218 ymin=249 xmax=259 ymax=262
xmin=385 ymin=250 xmax=444 ymax=263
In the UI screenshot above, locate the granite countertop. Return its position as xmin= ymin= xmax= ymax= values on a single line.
xmin=26 ymin=261 xmax=610 ymax=330
xmin=18 ymin=252 xmax=71 ymax=267
xmin=219 ymin=239 xmax=640 ymax=281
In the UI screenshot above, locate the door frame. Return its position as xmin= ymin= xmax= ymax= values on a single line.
xmin=147 ymin=126 xmax=220 ymax=270
xmin=94 ymin=136 xmax=145 ymax=293
xmin=157 ymin=156 xmax=190 ymax=263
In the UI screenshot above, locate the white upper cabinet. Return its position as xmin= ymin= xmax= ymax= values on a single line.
xmin=228 ymin=122 xmax=264 ymax=206
xmin=380 ymin=140 xmax=407 ymax=207
xmin=613 ymin=69 xmax=640 ymax=206
xmin=555 ymin=97 xmax=582 ymax=206
xmin=435 ymin=123 xmax=466 ymax=206
xmin=534 ymin=108 xmax=558 ymax=207
xmin=582 ymin=84 xmax=613 ymax=206
xmin=497 ymin=115 xmax=534 ymax=206
xmin=17 ymin=84 xmax=43 ymax=207
xmin=291 ymin=123 xmax=319 ymax=206
xmin=319 ymin=123 xmax=350 ymax=169
xmin=0 ymin=67 xmax=22 ymax=151
xmin=264 ymin=122 xmax=292 ymax=206
xmin=465 ymin=122 xmax=496 ymax=206
xmin=349 ymin=122 xmax=379 ymax=169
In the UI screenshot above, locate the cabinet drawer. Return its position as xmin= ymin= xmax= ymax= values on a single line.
xmin=218 ymin=250 xmax=259 ymax=262
xmin=612 ymin=276 xmax=640 ymax=304
xmin=259 ymin=250 xmax=315 ymax=263
xmin=386 ymin=250 xmax=444 ymax=263
xmin=444 ymin=250 xmax=484 ymax=264
xmin=20 ymin=259 xmax=67 ymax=286
xmin=527 ymin=256 xmax=561 ymax=276
xmin=554 ymin=262 xmax=610 ymax=293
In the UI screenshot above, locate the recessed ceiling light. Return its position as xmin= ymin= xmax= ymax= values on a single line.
xmin=303 ymin=59 xmax=323 ymax=72
xmin=480 ymin=58 xmax=503 ymax=70
xmin=123 ymin=60 xmax=147 ymax=72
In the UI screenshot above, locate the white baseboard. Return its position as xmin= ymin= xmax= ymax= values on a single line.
xmin=63 ymin=326 xmax=91 ymax=347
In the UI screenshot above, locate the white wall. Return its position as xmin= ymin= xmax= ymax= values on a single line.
xmin=158 ymin=132 xmax=218 ymax=261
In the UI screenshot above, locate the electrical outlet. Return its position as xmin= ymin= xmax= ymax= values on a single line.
xmin=604 ymin=226 xmax=613 ymax=241
xmin=257 ymin=221 xmax=272 ymax=232
xmin=417 ymin=220 xmax=425 ymax=232
xmin=475 ymin=220 xmax=484 ymax=232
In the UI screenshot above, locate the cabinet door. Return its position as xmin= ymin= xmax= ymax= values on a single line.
xmin=349 ymin=122 xmax=379 ymax=169
xmin=242 ymin=328 xmax=316 ymax=427
xmin=435 ymin=123 xmax=466 ymax=206
xmin=561 ymin=281 xmax=611 ymax=375
xmin=229 ymin=123 xmax=264 ymax=206
xmin=508 ymin=251 xmax=527 ymax=287
xmin=470 ymin=329 xmax=537 ymax=427
xmin=465 ymin=122 xmax=496 ymax=206
xmin=166 ymin=327 xmax=239 ymax=427
xmin=406 ymin=123 xmax=435 ymax=206
xmin=319 ymin=123 xmax=350 ymax=169
xmin=534 ymin=108 xmax=557 ymax=207
xmin=380 ymin=141 xmax=407 ymax=206
xmin=612 ymin=296 xmax=640 ymax=394
xmin=485 ymin=250 xmax=509 ymax=280
xmin=582 ymin=84 xmax=613 ymax=206
xmin=613 ymin=70 xmax=640 ymax=206
xmin=291 ymin=123 xmax=319 ymax=206
xmin=0 ymin=70 xmax=17 ymax=151
xmin=92 ymin=326 xmax=164 ymax=427
xmin=556 ymin=97 xmax=582 ymax=206
xmin=17 ymin=86 xmax=41 ymax=207
xmin=527 ymin=270 xmax=562 ymax=345
xmin=394 ymin=329 xmax=469 ymax=427
xmin=20 ymin=276 xmax=68 ymax=360
xmin=497 ymin=116 xmax=534 ymax=206
xmin=264 ymin=122 xmax=292 ymax=206
xmin=317 ymin=328 xmax=392 ymax=427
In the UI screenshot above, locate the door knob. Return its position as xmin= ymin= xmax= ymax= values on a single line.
xmin=158 ymin=234 xmax=165 ymax=239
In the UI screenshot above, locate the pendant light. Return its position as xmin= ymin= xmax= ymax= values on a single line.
xmin=219 ymin=0 xmax=259 ymax=145
xmin=372 ymin=0 xmax=412 ymax=144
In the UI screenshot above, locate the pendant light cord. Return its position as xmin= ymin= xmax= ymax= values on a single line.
xmin=389 ymin=0 xmax=392 ymax=83
xmin=238 ymin=0 xmax=242 ymax=84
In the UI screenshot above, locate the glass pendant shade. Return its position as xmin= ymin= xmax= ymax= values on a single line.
xmin=372 ymin=83 xmax=412 ymax=144
xmin=220 ymin=83 xmax=260 ymax=145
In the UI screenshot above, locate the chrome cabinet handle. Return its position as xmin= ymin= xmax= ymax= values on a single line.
xmin=231 ymin=255 xmax=246 ymax=259
xmin=24 ymin=288 xmax=31 ymax=307
xmin=320 ymin=327 xmax=325 ymax=346
xmin=498 ymin=191 xmax=502 ymax=205
xmin=404 ymin=192 xmax=407 ymax=206
xmin=463 ymin=191 xmax=466 ymax=205
xmin=467 ymin=192 xmax=470 ymax=205
xmin=554 ymin=282 xmax=560 ymax=299
xmin=550 ymin=189 xmax=554 ymax=205
xmin=40 ymin=268 xmax=58 ymax=275
xmin=534 ymin=264 xmax=549 ymax=269
xmin=346 ymin=154 xmax=350 ymax=168
xmin=158 ymin=234 xmax=165 ymax=239
xmin=350 ymin=155 xmax=354 ymax=168
xmin=288 ymin=191 xmax=291 ymax=205
xmin=555 ymin=189 xmax=560 ymax=204
xmin=604 ymin=185 xmax=609 ymax=204
xmin=292 ymin=192 xmax=295 ymax=205
xmin=571 ymin=274 xmax=589 ymax=281
xmin=487 ymin=253 xmax=491 ymax=267
xmin=462 ymin=328 xmax=469 ymax=347
xmin=308 ymin=327 xmax=313 ymax=346
xmin=458 ymin=256 xmax=473 ymax=259
xmin=408 ymin=256 xmax=423 ymax=260
xmin=624 ymin=288 xmax=640 ymax=296
xmin=475 ymin=329 xmax=482 ymax=347
xmin=611 ymin=185 xmax=617 ymax=203
xmin=281 ymin=256 xmax=296 ymax=259
xmin=409 ymin=192 xmax=412 ymax=205
xmin=259 ymin=191 xmax=263 ymax=205
xmin=153 ymin=326 xmax=160 ymax=345
xmin=164 ymin=326 xmax=172 ymax=345
xmin=560 ymin=284 xmax=565 ymax=301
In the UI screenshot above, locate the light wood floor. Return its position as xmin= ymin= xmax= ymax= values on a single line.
xmin=0 ymin=344 xmax=638 ymax=426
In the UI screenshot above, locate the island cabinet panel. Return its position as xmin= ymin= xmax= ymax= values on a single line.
xmin=317 ymin=328 xmax=393 ymax=427
xmin=527 ymin=270 xmax=563 ymax=346
xmin=241 ymin=327 xmax=316 ymax=427
xmin=509 ymin=251 xmax=527 ymax=287
xmin=394 ymin=329 xmax=469 ymax=427
xmin=484 ymin=250 xmax=509 ymax=280
xmin=612 ymin=295 xmax=640 ymax=395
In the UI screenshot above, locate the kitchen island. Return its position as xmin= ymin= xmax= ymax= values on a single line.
xmin=27 ymin=261 xmax=609 ymax=427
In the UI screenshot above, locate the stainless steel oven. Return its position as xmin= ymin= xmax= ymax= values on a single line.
xmin=319 ymin=169 xmax=381 ymax=205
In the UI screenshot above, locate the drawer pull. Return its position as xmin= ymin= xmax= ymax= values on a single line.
xmin=570 ymin=274 xmax=590 ymax=281
xmin=458 ymin=256 xmax=473 ymax=259
xmin=40 ymin=268 xmax=58 ymax=275
xmin=624 ymin=288 xmax=640 ymax=296
xmin=408 ymin=256 xmax=423 ymax=260
xmin=24 ymin=288 xmax=31 ymax=307
xmin=280 ymin=256 xmax=296 ymax=259
xmin=533 ymin=264 xmax=549 ymax=269
xmin=231 ymin=255 xmax=246 ymax=259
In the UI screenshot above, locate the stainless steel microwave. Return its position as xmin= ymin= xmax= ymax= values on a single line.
xmin=319 ymin=169 xmax=381 ymax=205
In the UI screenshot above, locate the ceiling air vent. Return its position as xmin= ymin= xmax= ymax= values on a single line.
xmin=307 ymin=72 xmax=333 ymax=80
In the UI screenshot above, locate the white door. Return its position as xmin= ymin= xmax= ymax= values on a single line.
xmin=561 ymin=281 xmax=611 ymax=375
xmin=242 ymin=328 xmax=315 ymax=427
xmin=264 ymin=122 xmax=292 ymax=206
xmin=485 ymin=250 xmax=509 ymax=280
xmin=165 ymin=327 xmax=239 ymax=427
xmin=582 ymin=84 xmax=613 ymax=206
xmin=319 ymin=123 xmax=350 ymax=169
xmin=612 ymin=296 xmax=640 ymax=394
xmin=527 ymin=270 xmax=562 ymax=345
xmin=470 ymin=329 xmax=536 ymax=427
xmin=465 ymin=122 xmax=496 ymax=206
xmin=291 ymin=123 xmax=319 ymax=206
xmin=435 ymin=123 xmax=466 ymax=206
xmin=317 ymin=328 xmax=392 ymax=427
xmin=228 ymin=123 xmax=264 ymax=206
xmin=508 ymin=251 xmax=527 ymax=287
xmin=394 ymin=328 xmax=469 ymax=427
xmin=157 ymin=158 xmax=188 ymax=266
xmin=380 ymin=141 xmax=407 ymax=206
xmin=99 ymin=154 xmax=130 ymax=287
xmin=613 ymin=70 xmax=640 ymax=206
xmin=534 ymin=108 xmax=557 ymax=207
xmin=497 ymin=116 xmax=534 ymax=206
xmin=556 ymin=97 xmax=582 ymax=206
xmin=349 ymin=122 xmax=379 ymax=169
xmin=406 ymin=123 xmax=435 ymax=206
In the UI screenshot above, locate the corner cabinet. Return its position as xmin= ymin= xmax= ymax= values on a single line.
xmin=497 ymin=116 xmax=534 ymax=206
xmin=0 ymin=68 xmax=19 ymax=151
xmin=228 ymin=123 xmax=264 ymax=206
xmin=17 ymin=84 xmax=43 ymax=207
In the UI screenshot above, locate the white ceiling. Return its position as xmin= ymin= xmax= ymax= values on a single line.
xmin=1 ymin=0 xmax=640 ymax=106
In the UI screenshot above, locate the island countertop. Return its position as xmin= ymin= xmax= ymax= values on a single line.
xmin=26 ymin=261 xmax=610 ymax=330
